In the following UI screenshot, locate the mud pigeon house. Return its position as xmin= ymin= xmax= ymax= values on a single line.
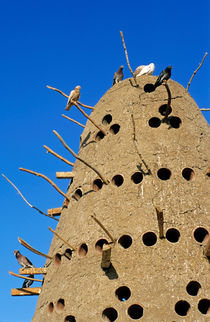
xmin=154 ymin=66 xmax=172 ymax=88
xmin=134 ymin=63 xmax=155 ymax=77
xmin=113 ymin=65 xmax=124 ymax=85
xmin=14 ymin=250 xmax=34 ymax=268
xmin=65 ymin=85 xmax=81 ymax=111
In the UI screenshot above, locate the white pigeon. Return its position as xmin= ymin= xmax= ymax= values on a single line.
xmin=134 ymin=63 xmax=155 ymax=77
xmin=65 ymin=85 xmax=81 ymax=111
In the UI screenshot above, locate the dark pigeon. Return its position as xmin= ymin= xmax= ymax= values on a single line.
xmin=113 ymin=65 xmax=124 ymax=85
xmin=14 ymin=250 xmax=33 ymax=268
xmin=22 ymin=275 xmax=34 ymax=288
xmin=154 ymin=66 xmax=172 ymax=88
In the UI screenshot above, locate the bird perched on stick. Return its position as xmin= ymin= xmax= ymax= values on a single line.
xmin=154 ymin=66 xmax=172 ymax=88
xmin=113 ymin=65 xmax=124 ymax=85
xmin=14 ymin=250 xmax=34 ymax=268
xmin=134 ymin=63 xmax=155 ymax=77
xmin=65 ymin=85 xmax=81 ymax=111
xmin=22 ymin=275 xmax=34 ymax=288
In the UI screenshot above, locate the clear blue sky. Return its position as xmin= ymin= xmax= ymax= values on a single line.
xmin=0 ymin=1 xmax=209 ymax=321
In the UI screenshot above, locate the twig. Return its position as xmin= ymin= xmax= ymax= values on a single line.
xmin=53 ymin=130 xmax=109 ymax=184
xmin=186 ymin=52 xmax=208 ymax=91
xmin=155 ymin=207 xmax=164 ymax=239
xmin=43 ymin=145 xmax=74 ymax=166
xmin=2 ymin=174 xmax=58 ymax=221
xmin=91 ymin=214 xmax=115 ymax=243
xmin=101 ymin=244 xmax=112 ymax=269
xmin=19 ymin=168 xmax=70 ymax=201
xmin=62 ymin=114 xmax=85 ymax=128
xmin=48 ymin=226 xmax=76 ymax=250
xmin=76 ymin=101 xmax=94 ymax=110
xmin=120 ymin=31 xmax=138 ymax=87
xmin=200 ymin=108 xmax=210 ymax=111
xmin=162 ymin=82 xmax=172 ymax=120
xmin=18 ymin=237 xmax=53 ymax=259
xmin=8 ymin=271 xmax=43 ymax=282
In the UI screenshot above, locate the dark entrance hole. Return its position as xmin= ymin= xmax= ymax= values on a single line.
xmin=102 ymin=114 xmax=112 ymax=125
xmin=182 ymin=168 xmax=195 ymax=181
xmin=64 ymin=316 xmax=76 ymax=322
xmin=144 ymin=83 xmax=155 ymax=93
xmin=56 ymin=298 xmax=65 ymax=313
xmin=157 ymin=168 xmax=171 ymax=180
xmin=54 ymin=253 xmax=62 ymax=266
xmin=118 ymin=235 xmax=132 ymax=249
xmin=169 ymin=116 xmax=182 ymax=128
xmin=142 ymin=232 xmax=157 ymax=246
xmin=206 ymin=168 xmax=210 ymax=177
xmin=166 ymin=228 xmax=180 ymax=243
xmin=95 ymin=239 xmax=108 ymax=254
xmin=112 ymin=175 xmax=124 ymax=187
xmin=93 ymin=178 xmax=103 ymax=191
xmin=64 ymin=248 xmax=72 ymax=260
xmin=198 ymin=299 xmax=210 ymax=315
xmin=159 ymin=104 xmax=172 ymax=116
xmin=115 ymin=286 xmax=131 ymax=301
xmin=74 ymin=189 xmax=82 ymax=200
xmin=47 ymin=302 xmax=54 ymax=314
xmin=131 ymin=172 xmax=143 ymax=184
xmin=186 ymin=281 xmax=201 ymax=296
xmin=78 ymin=243 xmax=88 ymax=257
xmin=175 ymin=300 xmax=190 ymax=316
xmin=148 ymin=117 xmax=161 ymax=128
xmin=109 ymin=124 xmax=120 ymax=135
xmin=127 ymin=304 xmax=143 ymax=319
xmin=95 ymin=131 xmax=105 ymax=142
xmin=193 ymin=227 xmax=209 ymax=244
xmin=102 ymin=307 xmax=118 ymax=321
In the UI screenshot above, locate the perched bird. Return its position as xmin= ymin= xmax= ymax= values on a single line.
xmin=154 ymin=66 xmax=172 ymax=88
xmin=134 ymin=63 xmax=155 ymax=77
xmin=22 ymin=275 xmax=34 ymax=288
xmin=14 ymin=250 xmax=33 ymax=268
xmin=113 ymin=65 xmax=124 ymax=85
xmin=65 ymin=85 xmax=81 ymax=111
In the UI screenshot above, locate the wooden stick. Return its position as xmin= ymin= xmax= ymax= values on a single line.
xmin=19 ymin=167 xmax=70 ymax=201
xmin=43 ymin=145 xmax=74 ymax=166
xmin=101 ymin=244 xmax=112 ymax=269
xmin=9 ymin=271 xmax=43 ymax=282
xmin=18 ymin=237 xmax=53 ymax=259
xmin=120 ymin=31 xmax=138 ymax=87
xmin=48 ymin=226 xmax=76 ymax=250
xmin=200 ymin=108 xmax=210 ymax=111
xmin=163 ymin=82 xmax=171 ymax=119
xmin=11 ymin=287 xmax=41 ymax=296
xmin=91 ymin=214 xmax=115 ymax=243
xmin=2 ymin=174 xmax=58 ymax=221
xmin=155 ymin=207 xmax=164 ymax=239
xmin=48 ymin=207 xmax=62 ymax=216
xmin=53 ymin=130 xmax=109 ymax=184
xmin=56 ymin=172 xmax=74 ymax=179
xmin=186 ymin=52 xmax=208 ymax=91
xmin=62 ymin=114 xmax=85 ymax=128
xmin=76 ymin=101 xmax=94 ymax=110
xmin=19 ymin=267 xmax=47 ymax=275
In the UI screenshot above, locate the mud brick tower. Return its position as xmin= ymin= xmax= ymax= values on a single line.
xmin=32 ymin=75 xmax=210 ymax=321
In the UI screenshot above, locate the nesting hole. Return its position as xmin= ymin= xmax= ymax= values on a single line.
xmin=64 ymin=316 xmax=76 ymax=322
xmin=159 ymin=104 xmax=172 ymax=116
xmin=74 ymin=189 xmax=82 ymax=200
xmin=93 ymin=178 xmax=103 ymax=191
xmin=186 ymin=281 xmax=201 ymax=296
xmin=193 ymin=227 xmax=209 ymax=244
xmin=102 ymin=114 xmax=112 ymax=125
xmin=95 ymin=131 xmax=105 ymax=142
xmin=169 ymin=116 xmax=182 ymax=128
xmin=102 ymin=307 xmax=118 ymax=321
xmin=127 ymin=304 xmax=143 ymax=319
xmin=112 ymin=175 xmax=124 ymax=187
xmin=175 ymin=300 xmax=190 ymax=316
xmin=115 ymin=286 xmax=131 ymax=301
xmin=54 ymin=253 xmax=62 ymax=267
xmin=118 ymin=235 xmax=132 ymax=249
xmin=95 ymin=239 xmax=108 ymax=254
xmin=109 ymin=124 xmax=120 ymax=135
xmin=198 ymin=299 xmax=210 ymax=315
xmin=142 ymin=232 xmax=157 ymax=246
xmin=131 ymin=172 xmax=143 ymax=184
xmin=166 ymin=228 xmax=180 ymax=243
xmin=148 ymin=117 xmax=161 ymax=128
xmin=56 ymin=298 xmax=65 ymax=313
xmin=182 ymin=168 xmax=195 ymax=181
xmin=144 ymin=83 xmax=155 ymax=92
xmin=47 ymin=302 xmax=54 ymax=315
xmin=78 ymin=243 xmax=88 ymax=257
xmin=64 ymin=248 xmax=72 ymax=260
xmin=157 ymin=168 xmax=171 ymax=180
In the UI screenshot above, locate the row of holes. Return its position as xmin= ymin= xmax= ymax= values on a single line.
xmin=103 ymin=304 xmax=143 ymax=320
xmin=175 ymin=299 xmax=210 ymax=316
xmin=53 ymin=226 xmax=209 ymax=265
xmin=149 ymin=116 xmax=181 ymax=128
xmin=96 ymin=124 xmax=120 ymax=142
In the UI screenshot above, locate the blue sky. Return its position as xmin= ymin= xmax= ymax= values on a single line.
xmin=0 ymin=1 xmax=209 ymax=321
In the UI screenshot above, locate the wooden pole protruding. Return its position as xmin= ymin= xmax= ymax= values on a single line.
xmin=62 ymin=114 xmax=85 ymax=128
xmin=101 ymin=244 xmax=112 ymax=269
xmin=9 ymin=271 xmax=43 ymax=282
xmin=186 ymin=52 xmax=208 ymax=91
xmin=18 ymin=237 xmax=53 ymax=259
xmin=48 ymin=207 xmax=62 ymax=217
xmin=19 ymin=267 xmax=47 ymax=275
xmin=48 ymin=226 xmax=76 ymax=251
xmin=44 ymin=145 xmax=74 ymax=166
xmin=163 ymin=82 xmax=172 ymax=120
xmin=56 ymin=172 xmax=74 ymax=179
xmin=155 ymin=207 xmax=164 ymax=239
xmin=91 ymin=214 xmax=115 ymax=243
xmin=11 ymin=287 xmax=41 ymax=296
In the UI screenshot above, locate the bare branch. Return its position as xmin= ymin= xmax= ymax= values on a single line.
xmin=91 ymin=214 xmax=115 ymax=243
xmin=19 ymin=167 xmax=70 ymax=201
xmin=186 ymin=52 xmax=208 ymax=91
xmin=76 ymin=101 xmax=94 ymax=110
xmin=162 ymin=81 xmax=172 ymax=120
xmin=18 ymin=237 xmax=53 ymax=259
xmin=48 ymin=226 xmax=76 ymax=250
xmin=101 ymin=244 xmax=112 ymax=269
xmin=8 ymin=271 xmax=43 ymax=282
xmin=62 ymin=114 xmax=85 ymax=128
xmin=200 ymin=108 xmax=210 ymax=111
xmin=43 ymin=145 xmax=74 ymax=166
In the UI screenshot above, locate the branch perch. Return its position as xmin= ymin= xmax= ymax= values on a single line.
xmin=62 ymin=114 xmax=85 ymax=128
xmin=18 ymin=237 xmax=53 ymax=259
xmin=186 ymin=52 xmax=208 ymax=91
xmin=162 ymin=82 xmax=172 ymax=120
xmin=19 ymin=167 xmax=70 ymax=201
xmin=155 ymin=207 xmax=164 ymax=239
xmin=9 ymin=271 xmax=43 ymax=282
xmin=53 ymin=130 xmax=109 ymax=184
xmin=48 ymin=226 xmax=76 ymax=250
xmin=91 ymin=214 xmax=115 ymax=243
xmin=43 ymin=145 xmax=74 ymax=166
xmin=200 ymin=108 xmax=210 ymax=111
xmin=101 ymin=244 xmax=112 ymax=269
xmin=2 ymin=174 xmax=58 ymax=221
